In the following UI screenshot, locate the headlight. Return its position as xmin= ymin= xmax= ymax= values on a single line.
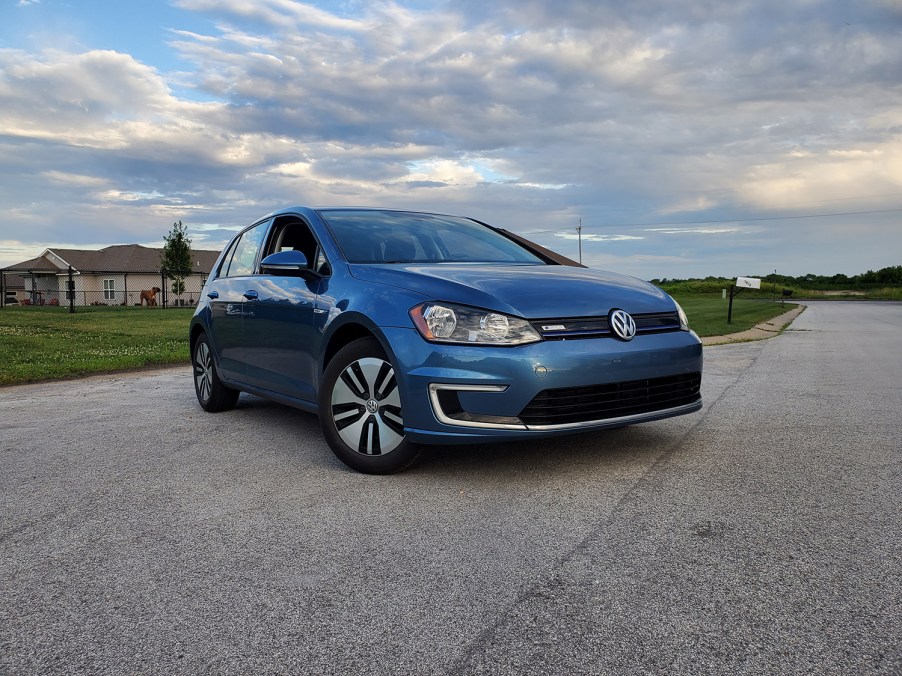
xmin=410 ymin=302 xmax=541 ymax=345
xmin=674 ymin=300 xmax=690 ymax=331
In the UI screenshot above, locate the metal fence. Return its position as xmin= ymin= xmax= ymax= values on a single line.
xmin=2 ymin=271 xmax=207 ymax=309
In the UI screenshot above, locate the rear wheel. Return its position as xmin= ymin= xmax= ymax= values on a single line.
xmin=319 ymin=337 xmax=421 ymax=474
xmin=192 ymin=332 xmax=240 ymax=412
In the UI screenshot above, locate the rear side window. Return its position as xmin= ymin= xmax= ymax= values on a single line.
xmin=222 ymin=222 xmax=268 ymax=277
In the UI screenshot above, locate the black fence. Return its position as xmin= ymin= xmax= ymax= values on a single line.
xmin=1 ymin=271 xmax=207 ymax=310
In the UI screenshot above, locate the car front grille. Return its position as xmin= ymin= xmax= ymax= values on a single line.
xmin=518 ymin=372 xmax=702 ymax=426
xmin=530 ymin=312 xmax=681 ymax=340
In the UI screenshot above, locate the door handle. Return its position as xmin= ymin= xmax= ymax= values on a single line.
xmin=243 ymin=290 xmax=259 ymax=300
xmin=207 ymin=290 xmax=219 ymax=299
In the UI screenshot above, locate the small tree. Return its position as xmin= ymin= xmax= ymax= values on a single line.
xmin=161 ymin=220 xmax=192 ymax=303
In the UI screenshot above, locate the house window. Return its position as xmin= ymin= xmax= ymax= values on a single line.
xmin=103 ymin=279 xmax=115 ymax=301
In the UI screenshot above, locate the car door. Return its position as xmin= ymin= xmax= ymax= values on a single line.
xmin=206 ymin=220 xmax=270 ymax=382
xmin=239 ymin=218 xmax=322 ymax=403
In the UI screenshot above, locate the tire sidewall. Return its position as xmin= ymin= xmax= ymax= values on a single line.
xmin=192 ymin=332 xmax=238 ymax=412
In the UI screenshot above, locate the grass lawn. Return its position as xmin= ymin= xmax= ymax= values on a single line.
xmin=0 ymin=297 xmax=798 ymax=386
xmin=672 ymin=294 xmax=798 ymax=338
xmin=0 ymin=306 xmax=194 ymax=386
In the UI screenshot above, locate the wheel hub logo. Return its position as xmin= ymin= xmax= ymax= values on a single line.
xmin=610 ymin=309 xmax=637 ymax=341
xmin=366 ymin=399 xmax=379 ymax=414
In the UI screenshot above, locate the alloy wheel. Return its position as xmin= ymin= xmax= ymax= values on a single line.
xmin=194 ymin=340 xmax=213 ymax=402
xmin=330 ymin=357 xmax=404 ymax=455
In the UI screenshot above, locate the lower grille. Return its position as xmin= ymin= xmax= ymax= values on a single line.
xmin=519 ymin=372 xmax=702 ymax=426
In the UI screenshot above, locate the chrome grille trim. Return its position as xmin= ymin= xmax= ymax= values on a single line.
xmin=530 ymin=311 xmax=681 ymax=340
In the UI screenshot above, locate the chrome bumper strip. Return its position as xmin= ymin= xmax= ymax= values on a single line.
xmin=524 ymin=400 xmax=702 ymax=431
xmin=428 ymin=383 xmax=702 ymax=432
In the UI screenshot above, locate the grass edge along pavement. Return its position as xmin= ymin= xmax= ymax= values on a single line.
xmin=700 ymin=304 xmax=806 ymax=346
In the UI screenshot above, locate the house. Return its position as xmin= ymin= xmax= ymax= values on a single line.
xmin=1 ymin=244 xmax=221 ymax=307
xmin=2 ymin=273 xmax=25 ymax=305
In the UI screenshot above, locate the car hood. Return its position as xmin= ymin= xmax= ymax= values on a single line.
xmin=348 ymin=263 xmax=674 ymax=318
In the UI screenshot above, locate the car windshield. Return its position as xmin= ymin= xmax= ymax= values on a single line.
xmin=319 ymin=210 xmax=545 ymax=265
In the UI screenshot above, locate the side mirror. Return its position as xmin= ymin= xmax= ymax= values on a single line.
xmin=260 ymin=250 xmax=310 ymax=276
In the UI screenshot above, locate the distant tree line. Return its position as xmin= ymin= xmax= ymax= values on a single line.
xmin=652 ymin=265 xmax=902 ymax=289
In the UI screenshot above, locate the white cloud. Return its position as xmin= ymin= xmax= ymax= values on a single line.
xmin=1 ymin=0 xmax=902 ymax=278
xmin=40 ymin=171 xmax=108 ymax=187
xmin=739 ymin=138 xmax=902 ymax=209
xmin=555 ymin=232 xmax=644 ymax=242
xmin=174 ymin=0 xmax=369 ymax=32
xmin=645 ymin=227 xmax=740 ymax=235
xmin=403 ymin=159 xmax=485 ymax=187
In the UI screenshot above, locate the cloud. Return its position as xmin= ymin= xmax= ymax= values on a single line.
xmin=1 ymin=0 xmax=901 ymax=278
xmin=739 ymin=138 xmax=902 ymax=208
xmin=175 ymin=0 xmax=367 ymax=31
xmin=645 ymin=227 xmax=740 ymax=235
xmin=555 ymin=232 xmax=644 ymax=242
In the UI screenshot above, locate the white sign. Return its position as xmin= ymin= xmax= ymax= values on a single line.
xmin=736 ymin=276 xmax=761 ymax=289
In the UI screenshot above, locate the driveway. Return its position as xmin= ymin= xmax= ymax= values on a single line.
xmin=1 ymin=301 xmax=900 ymax=674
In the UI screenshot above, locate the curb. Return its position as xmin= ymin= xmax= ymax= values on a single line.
xmin=701 ymin=304 xmax=806 ymax=346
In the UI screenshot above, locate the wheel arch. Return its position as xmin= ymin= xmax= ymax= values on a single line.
xmin=189 ymin=321 xmax=206 ymax=352
xmin=189 ymin=320 xmax=225 ymax=376
xmin=321 ymin=318 xmax=384 ymax=373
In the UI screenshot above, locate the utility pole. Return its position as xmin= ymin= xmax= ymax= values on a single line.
xmin=576 ymin=218 xmax=582 ymax=265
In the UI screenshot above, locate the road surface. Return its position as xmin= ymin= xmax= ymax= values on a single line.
xmin=1 ymin=301 xmax=899 ymax=674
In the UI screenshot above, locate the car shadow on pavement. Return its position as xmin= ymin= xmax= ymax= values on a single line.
xmin=222 ymin=394 xmax=677 ymax=478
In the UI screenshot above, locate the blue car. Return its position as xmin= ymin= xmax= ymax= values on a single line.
xmin=190 ymin=207 xmax=703 ymax=473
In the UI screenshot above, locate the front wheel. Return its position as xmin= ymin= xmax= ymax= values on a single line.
xmin=319 ymin=338 xmax=421 ymax=474
xmin=192 ymin=332 xmax=240 ymax=412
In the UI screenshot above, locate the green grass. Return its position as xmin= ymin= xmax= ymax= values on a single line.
xmin=0 ymin=306 xmax=194 ymax=386
xmin=0 ymin=296 xmax=798 ymax=386
xmin=659 ymin=278 xmax=902 ymax=301
xmin=673 ymin=295 xmax=797 ymax=337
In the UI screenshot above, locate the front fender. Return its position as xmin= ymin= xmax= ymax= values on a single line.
xmin=317 ymin=283 xmax=430 ymax=403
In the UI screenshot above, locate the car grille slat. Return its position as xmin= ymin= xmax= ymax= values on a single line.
xmin=531 ymin=312 xmax=681 ymax=340
xmin=519 ymin=373 xmax=701 ymax=426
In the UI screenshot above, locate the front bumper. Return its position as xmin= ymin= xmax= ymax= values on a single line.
xmin=381 ymin=327 xmax=703 ymax=444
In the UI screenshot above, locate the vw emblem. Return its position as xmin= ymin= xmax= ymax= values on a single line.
xmin=365 ymin=399 xmax=379 ymax=414
xmin=610 ymin=309 xmax=637 ymax=341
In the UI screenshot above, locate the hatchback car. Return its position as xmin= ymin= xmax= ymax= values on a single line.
xmin=190 ymin=207 xmax=702 ymax=473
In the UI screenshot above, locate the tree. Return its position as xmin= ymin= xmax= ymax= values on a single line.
xmin=161 ymin=220 xmax=192 ymax=301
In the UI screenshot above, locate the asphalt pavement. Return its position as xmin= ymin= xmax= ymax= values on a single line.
xmin=1 ymin=301 xmax=899 ymax=675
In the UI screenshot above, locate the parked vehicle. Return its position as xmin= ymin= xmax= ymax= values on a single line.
xmin=190 ymin=207 xmax=703 ymax=473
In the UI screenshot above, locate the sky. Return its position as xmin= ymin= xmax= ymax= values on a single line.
xmin=1 ymin=0 xmax=900 ymax=280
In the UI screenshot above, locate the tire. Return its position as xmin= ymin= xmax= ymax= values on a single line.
xmin=192 ymin=332 xmax=240 ymax=412
xmin=319 ymin=337 xmax=421 ymax=474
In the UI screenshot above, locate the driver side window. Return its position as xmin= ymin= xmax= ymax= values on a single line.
xmin=264 ymin=217 xmax=331 ymax=276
